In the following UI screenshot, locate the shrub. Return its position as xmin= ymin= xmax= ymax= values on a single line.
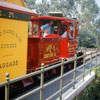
xmin=75 ymin=67 xmax=100 ymax=100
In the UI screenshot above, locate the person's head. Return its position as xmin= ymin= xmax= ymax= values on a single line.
xmin=50 ymin=20 xmax=54 ymax=25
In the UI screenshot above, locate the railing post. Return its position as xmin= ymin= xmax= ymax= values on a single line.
xmin=73 ymin=54 xmax=77 ymax=89
xmin=5 ymin=73 xmax=10 ymax=100
xmin=60 ymin=58 xmax=64 ymax=100
xmin=90 ymin=50 xmax=92 ymax=75
xmin=40 ymin=63 xmax=44 ymax=100
xmin=96 ymin=48 xmax=98 ymax=73
xmin=83 ymin=50 xmax=86 ymax=81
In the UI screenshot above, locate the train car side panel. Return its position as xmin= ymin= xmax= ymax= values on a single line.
xmin=0 ymin=18 xmax=28 ymax=83
xmin=27 ymin=37 xmax=61 ymax=72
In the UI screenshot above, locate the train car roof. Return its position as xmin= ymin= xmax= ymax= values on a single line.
xmin=0 ymin=1 xmax=38 ymax=16
xmin=31 ymin=16 xmax=78 ymax=24
xmin=61 ymin=19 xmax=78 ymax=24
xmin=31 ymin=16 xmax=66 ymax=21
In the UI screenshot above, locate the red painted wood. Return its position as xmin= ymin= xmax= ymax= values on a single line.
xmin=0 ymin=1 xmax=38 ymax=16
xmin=27 ymin=16 xmax=79 ymax=73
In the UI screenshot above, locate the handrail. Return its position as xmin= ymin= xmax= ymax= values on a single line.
xmin=1 ymin=48 xmax=100 ymax=100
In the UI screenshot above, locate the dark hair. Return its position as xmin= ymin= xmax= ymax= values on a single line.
xmin=71 ymin=18 xmax=77 ymax=20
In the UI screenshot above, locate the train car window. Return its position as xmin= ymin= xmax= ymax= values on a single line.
xmin=71 ymin=24 xmax=75 ymax=38
xmin=60 ymin=23 xmax=75 ymax=40
xmin=28 ymin=21 xmax=31 ymax=36
xmin=69 ymin=24 xmax=74 ymax=37
xmin=60 ymin=25 xmax=67 ymax=35
xmin=33 ymin=24 xmax=37 ymax=36
xmin=40 ymin=20 xmax=58 ymax=37
xmin=54 ymin=26 xmax=58 ymax=34
xmin=31 ymin=22 xmax=38 ymax=36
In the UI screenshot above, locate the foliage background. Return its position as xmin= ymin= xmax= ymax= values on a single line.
xmin=24 ymin=0 xmax=100 ymax=48
xmin=74 ymin=67 xmax=100 ymax=100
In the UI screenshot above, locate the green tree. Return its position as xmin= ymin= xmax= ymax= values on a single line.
xmin=24 ymin=0 xmax=100 ymax=48
xmin=79 ymin=30 xmax=96 ymax=48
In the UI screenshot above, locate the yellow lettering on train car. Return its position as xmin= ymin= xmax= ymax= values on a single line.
xmin=69 ymin=47 xmax=74 ymax=50
xmin=44 ymin=52 xmax=57 ymax=59
xmin=44 ymin=45 xmax=57 ymax=59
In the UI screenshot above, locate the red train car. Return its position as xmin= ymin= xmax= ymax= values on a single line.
xmin=27 ymin=16 xmax=79 ymax=73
